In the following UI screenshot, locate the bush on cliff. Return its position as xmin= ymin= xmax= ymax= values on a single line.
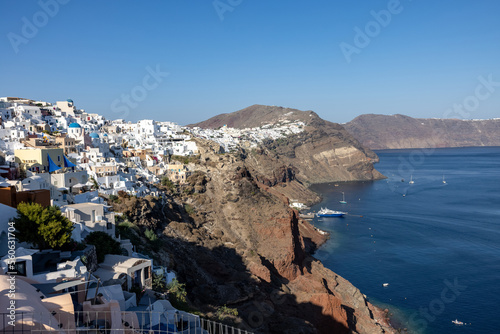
xmin=166 ymin=278 xmax=190 ymax=311
xmin=216 ymin=305 xmax=238 ymax=321
xmin=161 ymin=176 xmax=175 ymax=191
xmin=145 ymin=228 xmax=161 ymax=251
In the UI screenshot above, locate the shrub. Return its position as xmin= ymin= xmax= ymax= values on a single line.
xmin=144 ymin=228 xmax=158 ymax=242
xmin=161 ymin=176 xmax=175 ymax=191
xmin=85 ymin=231 xmax=121 ymax=263
xmin=184 ymin=204 xmax=195 ymax=215
xmin=167 ymin=278 xmax=187 ymax=304
xmin=152 ymin=273 xmax=167 ymax=292
xmin=216 ymin=305 xmax=238 ymax=321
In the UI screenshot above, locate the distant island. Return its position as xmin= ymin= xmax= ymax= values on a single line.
xmin=344 ymin=114 xmax=500 ymax=150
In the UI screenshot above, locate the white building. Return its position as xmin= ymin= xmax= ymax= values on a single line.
xmin=62 ymin=202 xmax=116 ymax=241
xmin=0 ymin=248 xmax=88 ymax=283
xmin=56 ymin=100 xmax=76 ymax=117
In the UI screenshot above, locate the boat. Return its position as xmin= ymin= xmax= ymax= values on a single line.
xmin=442 ymin=175 xmax=447 ymax=184
xmin=409 ymin=175 xmax=414 ymax=184
xmin=382 ymin=283 xmax=389 ymax=287
xmin=316 ymin=207 xmax=346 ymax=217
xmin=340 ymin=192 xmax=347 ymax=204
xmin=452 ymin=319 xmax=464 ymax=325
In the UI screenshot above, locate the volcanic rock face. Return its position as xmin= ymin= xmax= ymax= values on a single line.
xmin=116 ymin=106 xmax=394 ymax=333
xmin=129 ymin=139 xmax=395 ymax=334
xmin=190 ymin=105 xmax=385 ymax=185
xmin=345 ymin=114 xmax=500 ymax=149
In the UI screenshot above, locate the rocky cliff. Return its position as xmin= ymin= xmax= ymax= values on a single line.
xmin=190 ymin=105 xmax=385 ymax=184
xmin=345 ymin=114 xmax=500 ymax=149
xmin=112 ymin=140 xmax=395 ymax=334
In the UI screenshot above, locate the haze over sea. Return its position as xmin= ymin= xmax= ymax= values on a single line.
xmin=310 ymin=147 xmax=500 ymax=334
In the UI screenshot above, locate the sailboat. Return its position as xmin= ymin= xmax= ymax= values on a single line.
xmin=409 ymin=175 xmax=414 ymax=184
xmin=442 ymin=175 xmax=447 ymax=184
xmin=340 ymin=192 xmax=347 ymax=204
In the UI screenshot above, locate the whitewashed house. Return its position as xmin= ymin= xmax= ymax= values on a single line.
xmin=62 ymin=202 xmax=116 ymax=241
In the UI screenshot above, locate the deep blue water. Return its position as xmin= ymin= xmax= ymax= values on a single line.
xmin=310 ymin=147 xmax=500 ymax=334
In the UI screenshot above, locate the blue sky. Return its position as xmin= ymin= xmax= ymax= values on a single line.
xmin=1 ymin=0 xmax=499 ymax=125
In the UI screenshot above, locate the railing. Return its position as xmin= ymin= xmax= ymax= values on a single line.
xmin=0 ymin=312 xmax=254 ymax=334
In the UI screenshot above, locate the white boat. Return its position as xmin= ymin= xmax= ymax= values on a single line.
xmin=383 ymin=283 xmax=389 ymax=287
xmin=316 ymin=207 xmax=346 ymax=217
xmin=442 ymin=175 xmax=447 ymax=184
xmin=452 ymin=319 xmax=464 ymax=325
xmin=340 ymin=192 xmax=347 ymax=204
xmin=409 ymin=175 xmax=414 ymax=184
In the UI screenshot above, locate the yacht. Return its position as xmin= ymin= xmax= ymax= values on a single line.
xmin=316 ymin=208 xmax=346 ymax=217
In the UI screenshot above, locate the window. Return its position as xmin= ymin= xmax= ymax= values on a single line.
xmin=15 ymin=261 xmax=27 ymax=276
xmin=57 ymin=156 xmax=61 ymax=162
xmin=107 ymin=222 xmax=112 ymax=230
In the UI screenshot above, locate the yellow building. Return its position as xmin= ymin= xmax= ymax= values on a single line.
xmin=90 ymin=163 xmax=117 ymax=177
xmin=15 ymin=148 xmax=64 ymax=173
xmin=55 ymin=135 xmax=77 ymax=154
xmin=166 ymin=162 xmax=191 ymax=183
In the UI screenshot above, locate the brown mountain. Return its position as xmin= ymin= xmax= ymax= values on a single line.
xmin=344 ymin=114 xmax=500 ymax=150
xmin=189 ymin=104 xmax=319 ymax=129
xmin=190 ymin=105 xmax=385 ymax=184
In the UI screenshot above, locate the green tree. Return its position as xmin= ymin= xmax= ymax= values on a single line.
xmin=85 ymin=231 xmax=122 ymax=263
xmin=15 ymin=203 xmax=74 ymax=250
xmin=167 ymin=278 xmax=187 ymax=303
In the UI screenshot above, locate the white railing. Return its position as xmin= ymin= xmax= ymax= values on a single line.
xmin=0 ymin=311 xmax=254 ymax=334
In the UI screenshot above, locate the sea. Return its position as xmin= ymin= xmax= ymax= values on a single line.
xmin=310 ymin=146 xmax=500 ymax=334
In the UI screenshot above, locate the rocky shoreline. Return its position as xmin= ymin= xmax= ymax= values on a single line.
xmin=302 ymin=184 xmax=398 ymax=334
